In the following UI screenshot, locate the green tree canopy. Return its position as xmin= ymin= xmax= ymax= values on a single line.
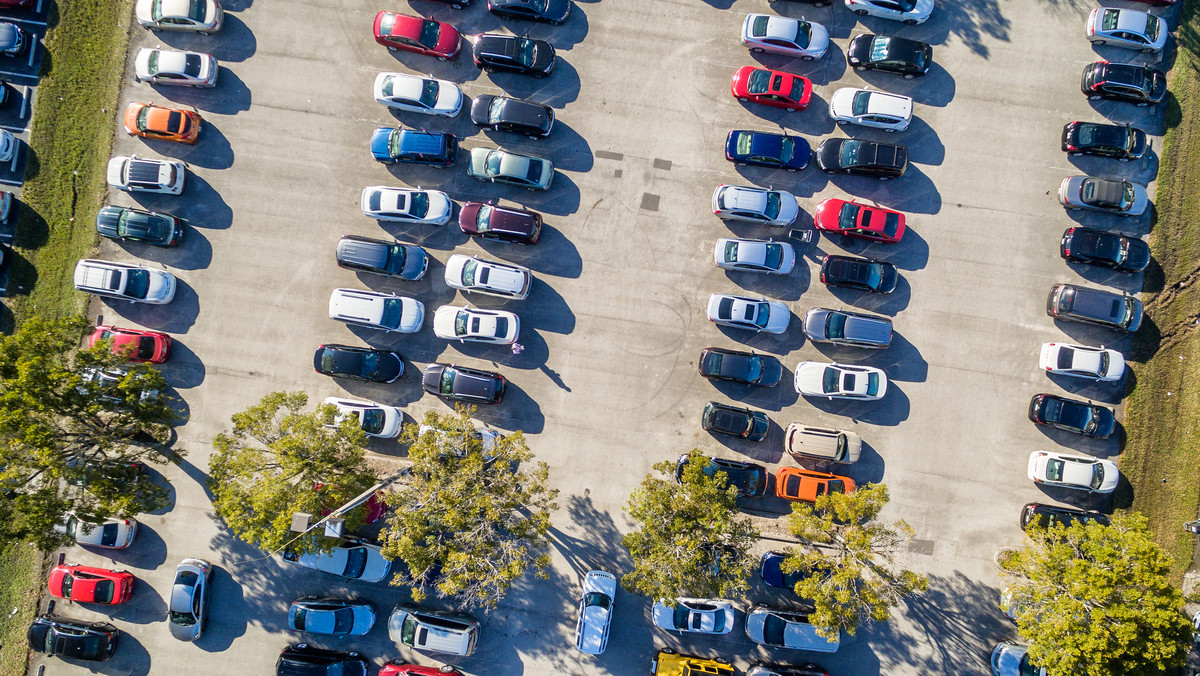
xmin=621 ymin=450 xmax=758 ymax=602
xmin=209 ymin=391 xmax=379 ymax=556
xmin=380 ymin=406 xmax=558 ymax=611
xmin=998 ymin=512 xmax=1190 ymax=676
xmin=0 ymin=314 xmax=177 ymax=549
xmin=782 ymin=483 xmax=927 ymax=639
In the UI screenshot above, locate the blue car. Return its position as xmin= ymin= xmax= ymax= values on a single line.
xmin=370 ymin=127 xmax=458 ymax=167
xmin=759 ymin=550 xmax=803 ymax=591
xmin=725 ymin=130 xmax=810 ymax=171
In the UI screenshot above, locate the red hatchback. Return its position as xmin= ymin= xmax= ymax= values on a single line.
xmin=731 ymin=66 xmax=812 ymax=111
xmin=89 ymin=324 xmax=172 ymax=364
xmin=814 ymin=198 xmax=906 ymax=244
xmin=380 ymin=661 xmax=462 ymax=676
xmin=373 ymin=11 xmax=460 ymax=60
xmin=48 ymin=565 xmax=135 ymax=605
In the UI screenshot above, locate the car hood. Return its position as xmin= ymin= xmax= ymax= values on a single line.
xmin=1123 ymin=238 xmax=1151 ymax=272
xmin=544 ymin=0 xmax=571 ymax=22
xmin=529 ymin=38 xmax=556 ymax=71
xmin=828 ymin=87 xmax=858 ymax=116
xmin=433 ymin=306 xmax=463 ymax=337
xmin=793 ymin=362 xmax=830 ymax=395
xmin=803 ymin=308 xmax=832 ymax=339
xmin=423 ymin=364 xmax=447 ymax=391
xmin=143 ymin=270 xmax=177 ymax=304
xmin=467 ymin=148 xmax=492 ymax=178
xmin=370 ymin=127 xmax=395 ymax=160
xmin=761 ymin=300 xmax=790 ymax=333
xmin=816 ymin=139 xmax=842 ymax=170
xmin=469 ymin=94 xmax=497 ymax=125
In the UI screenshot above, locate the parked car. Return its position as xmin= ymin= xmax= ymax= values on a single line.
xmin=380 ymin=662 xmax=463 ymax=676
xmin=814 ymin=198 xmax=906 ymax=243
xmin=167 ymin=558 xmax=212 ymax=641
xmin=133 ymin=48 xmax=218 ymax=87
xmin=74 ymin=259 xmax=177 ymax=305
xmin=276 ymin=644 xmax=368 ymax=676
xmin=472 ymin=33 xmax=555 ymax=77
xmin=1061 ymin=121 xmax=1146 ymax=161
xmin=846 ymin=33 xmax=932 ymax=78
xmin=281 ymin=539 xmax=392 ymax=583
xmin=651 ymin=650 xmax=735 ymax=676
xmin=467 ymin=147 xmax=554 ymax=190
xmin=1060 ymin=227 xmax=1150 ymax=272
xmin=1019 ymin=503 xmax=1110 ymax=531
xmin=289 ymin=597 xmax=376 ymax=636
xmin=794 ymin=362 xmax=887 ymax=400
xmin=1086 ymin=7 xmax=1166 ymax=52
xmin=816 ymin=138 xmax=907 ymax=179
xmin=422 ymin=363 xmax=506 ymax=404
xmin=48 ymin=565 xmax=135 ymax=605
xmin=731 ymin=66 xmax=812 ymax=111
xmin=323 ymin=397 xmax=403 ymax=438
xmin=470 ymin=95 xmax=555 ymax=137
xmin=416 ymin=421 xmax=502 ymax=460
xmin=328 ymin=288 xmax=424 ymax=333
xmin=1081 ymin=61 xmax=1165 ymax=106
xmin=313 ymin=344 xmax=404 ymax=383
xmin=574 ymin=570 xmax=616 ymax=655
xmin=123 ymin=102 xmax=202 ymax=144
xmin=1038 ymin=342 xmax=1125 ymax=382
xmin=712 ymin=184 xmax=799 ymax=226
xmin=55 ymin=515 xmax=137 ymax=549
xmin=373 ymin=11 xmax=460 ymax=60
xmin=741 ymin=14 xmax=830 ymax=60
xmin=748 ymin=663 xmax=829 ymax=676
xmin=674 ymin=453 xmax=768 ymax=498
xmin=844 ymin=0 xmax=933 ymax=24
xmin=775 ymin=467 xmax=855 ymax=502
xmin=698 ymin=347 xmax=783 ymax=387
xmin=785 ymin=423 xmax=862 ymax=463
xmin=370 ymin=128 xmax=457 ymax=166
xmin=828 ymin=87 xmax=913 ymax=132
xmin=1027 ymin=451 xmax=1119 ymax=493
xmin=725 ymin=130 xmax=811 ymax=171
xmin=652 ymin=598 xmax=736 ymax=635
xmin=388 ymin=604 xmax=479 ymax=656
xmin=373 ymin=72 xmax=463 ymax=117
xmin=77 ymin=366 xmax=161 ymax=408
xmin=706 ymin=293 xmax=791 ymax=334
xmin=0 ymin=22 xmax=27 ymax=57
xmin=1028 ymin=393 xmax=1116 ymax=438
xmin=360 ymin=186 xmax=452 ymax=224
xmin=106 ymin=155 xmax=186 ymax=194
xmin=458 ymin=201 xmax=543 ymax=244
xmin=991 ymin=642 xmax=1045 ymax=676
xmin=1059 ymin=177 xmax=1147 ymax=217
xmin=701 ymin=401 xmax=769 ymax=441
xmin=444 ymin=255 xmax=532 ymax=300
xmin=28 ymin=615 xmax=118 ymax=662
xmin=714 ymin=237 xmax=796 ymax=275
xmin=95 ymin=205 xmax=183 ymax=247
xmin=759 ymin=551 xmax=804 ymax=591
xmin=745 ymin=604 xmax=840 ymax=652
xmin=488 ymin=0 xmax=570 ymax=24
xmin=433 ymin=306 xmax=520 ymax=344
xmin=136 ymin=0 xmax=222 ymax=33
xmin=90 ymin=324 xmax=172 ymax=363
xmin=1046 ymin=283 xmax=1142 ymax=332
xmin=335 ymin=235 xmax=428 ymax=281
xmin=820 ymin=254 xmax=898 ymax=294
xmin=802 ymin=307 xmax=892 ymax=348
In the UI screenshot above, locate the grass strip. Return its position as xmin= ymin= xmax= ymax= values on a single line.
xmin=0 ymin=544 xmax=45 ymax=676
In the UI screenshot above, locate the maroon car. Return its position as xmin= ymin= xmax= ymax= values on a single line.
xmin=458 ymin=201 xmax=542 ymax=244
xmin=0 ymin=0 xmax=34 ymax=9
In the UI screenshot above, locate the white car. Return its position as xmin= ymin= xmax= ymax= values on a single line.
xmin=706 ymin=294 xmax=790 ymax=334
xmin=0 ymin=130 xmax=16 ymax=162
xmin=107 ymin=155 xmax=186 ymax=195
xmin=373 ymin=72 xmax=463 ymax=117
xmin=711 ymin=184 xmax=799 ymax=226
xmin=745 ymin=604 xmax=839 ymax=652
xmin=133 ymin=48 xmax=219 ymax=87
xmin=741 ymin=14 xmax=830 ymax=61
xmin=1039 ymin=342 xmax=1125 ymax=382
xmin=433 ymin=306 xmax=520 ymax=344
xmin=1057 ymin=176 xmax=1148 ymax=216
xmin=417 ymin=422 xmax=502 ymax=459
xmin=1027 ymin=451 xmax=1119 ymax=494
xmin=55 ymin=515 xmax=138 ymax=549
xmin=444 ymin=254 xmax=533 ymax=300
xmin=1086 ymin=7 xmax=1167 ymax=53
xmin=844 ymin=0 xmax=934 ymax=25
xmin=828 ymin=88 xmax=913 ymax=132
xmin=74 ymin=259 xmax=177 ymax=305
xmin=360 ymin=186 xmax=452 ymax=225
xmin=714 ymin=238 xmax=796 ymax=275
xmin=136 ymin=0 xmax=223 ymax=33
xmin=323 ymin=397 xmax=403 ymax=439
xmin=282 ymin=540 xmax=392 ymax=583
xmin=328 ymin=288 xmax=424 ymax=333
xmin=651 ymin=598 xmax=736 ymax=635
xmin=574 ymin=570 xmax=616 ymax=655
xmin=794 ymin=362 xmax=887 ymax=400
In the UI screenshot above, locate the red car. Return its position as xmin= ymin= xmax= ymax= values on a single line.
xmin=380 ymin=662 xmax=462 ymax=676
xmin=373 ymin=11 xmax=460 ymax=60
xmin=814 ymin=198 xmax=906 ymax=244
xmin=90 ymin=325 xmax=172 ymax=364
xmin=731 ymin=66 xmax=812 ymax=111
xmin=0 ymin=0 xmax=34 ymax=8
xmin=48 ymin=564 xmax=135 ymax=605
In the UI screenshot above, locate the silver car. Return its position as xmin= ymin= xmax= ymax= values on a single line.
xmin=288 ymin=597 xmax=376 ymax=636
xmin=1086 ymin=7 xmax=1167 ymax=53
xmin=168 ymin=558 xmax=213 ymax=641
xmin=714 ymin=238 xmax=796 ymax=275
xmin=1057 ymin=176 xmax=1148 ymax=216
xmin=711 ymin=184 xmax=799 ymax=226
xmin=802 ymin=307 xmax=892 ymax=348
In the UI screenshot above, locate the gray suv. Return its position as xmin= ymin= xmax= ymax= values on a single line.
xmin=802 ymin=307 xmax=892 ymax=349
xmin=335 ymin=235 xmax=428 ymax=281
xmin=1046 ymin=284 xmax=1142 ymax=332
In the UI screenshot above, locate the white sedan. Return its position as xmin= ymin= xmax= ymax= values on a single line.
xmin=281 ymin=540 xmax=392 ymax=582
xmin=844 ymin=0 xmax=934 ymax=25
xmin=433 ymin=306 xmax=520 ymax=344
xmin=651 ymin=598 xmax=736 ymax=635
xmin=133 ymin=48 xmax=218 ymax=87
xmin=1027 ymin=451 xmax=1119 ymax=494
xmin=741 ymin=14 xmax=830 ymax=61
xmin=135 ymin=0 xmax=223 ymax=33
xmin=828 ymin=88 xmax=913 ymax=132
xmin=360 ymin=186 xmax=452 ymax=224
xmin=706 ymin=294 xmax=790 ymax=334
xmin=55 ymin=515 xmax=137 ymax=549
xmin=574 ymin=570 xmax=617 ymax=655
xmin=711 ymin=184 xmax=799 ymax=226
xmin=794 ymin=362 xmax=887 ymax=400
xmin=714 ymin=238 xmax=795 ymax=275
xmin=1086 ymin=7 xmax=1167 ymax=53
xmin=1039 ymin=342 xmax=1125 ymax=382
xmin=322 ymin=397 xmax=403 ymax=439
xmin=373 ymin=72 xmax=463 ymax=117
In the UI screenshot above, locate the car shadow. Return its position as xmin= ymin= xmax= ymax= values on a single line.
xmin=150 ymin=15 xmax=257 ymax=63
xmin=101 ymin=276 xmax=199 ymax=335
xmin=479 ymin=222 xmax=583 ymax=278
xmin=472 ymin=378 xmax=545 ymax=433
xmin=148 ymin=69 xmax=252 ymax=115
xmin=817 ymin=225 xmax=928 ymax=272
xmin=1050 ymin=318 xmax=1138 ymax=355
xmin=1063 ymin=260 xmax=1143 ymax=294
xmin=160 ymin=339 xmax=206 ymax=389
xmin=101 ymin=522 xmax=168 ymax=570
xmin=521 ymin=278 xmax=575 ymax=334
xmin=1033 ymin=421 xmax=1123 ymax=459
xmin=118 ymin=225 xmax=212 ymax=272
xmin=196 ymin=565 xmax=248 ymax=651
xmin=1046 ymin=371 xmax=1127 ymax=406
xmin=819 ymin=273 xmax=912 ymax=317
xmin=753 ymin=93 xmax=838 ymax=137
xmin=749 ymin=48 xmax=848 ymax=87
xmin=139 ymin=173 xmax=233 ymax=229
xmin=377 ymin=214 xmax=472 ymax=252
xmin=482 ymin=57 xmax=582 ymax=110
xmin=799 ymin=382 xmax=910 ymax=427
xmin=852 ymin=61 xmax=955 ymax=107
xmin=91 ymin=629 xmax=151 ymax=676
xmin=709 ymin=415 xmax=783 ymax=458
xmin=723 ymin=260 xmax=811 ymax=302
xmin=715 ymin=317 xmax=806 ymax=356
xmin=824 ymin=163 xmax=942 ymax=215
xmin=174 ymin=119 xmax=235 ymax=170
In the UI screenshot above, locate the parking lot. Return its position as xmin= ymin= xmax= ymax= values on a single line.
xmin=35 ymin=0 xmax=1169 ymax=674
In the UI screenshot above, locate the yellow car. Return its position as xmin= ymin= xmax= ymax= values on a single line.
xmin=651 ymin=649 xmax=735 ymax=676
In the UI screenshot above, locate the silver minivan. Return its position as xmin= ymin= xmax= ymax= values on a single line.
xmin=388 ymin=604 xmax=479 ymax=656
xmin=785 ymin=423 xmax=862 ymax=463
xmin=802 ymin=307 xmax=892 ymax=349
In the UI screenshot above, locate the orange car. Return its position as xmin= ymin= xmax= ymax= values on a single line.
xmin=775 ymin=467 xmax=856 ymax=502
xmin=123 ymin=102 xmax=202 ymax=144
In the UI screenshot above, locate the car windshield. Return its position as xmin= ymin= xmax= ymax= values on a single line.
xmin=583 ymin=592 xmax=610 ymax=609
xmin=723 ymin=240 xmax=738 ymax=262
xmin=1090 ymin=464 xmax=1104 ymax=490
xmin=864 ymin=263 xmax=883 ymax=288
xmin=837 ymin=202 xmax=860 ymax=231
xmin=488 ymin=97 xmax=508 ymax=124
xmin=476 ymin=205 xmax=492 ymax=233
xmin=752 ymin=302 xmax=770 ymax=329
xmin=333 ymin=608 xmax=356 ymax=634
xmin=1122 ymin=182 xmax=1135 ymax=208
xmin=762 ymin=615 xmax=787 ymax=645
xmin=135 ymin=338 xmax=157 ymax=361
xmin=1100 ymin=8 xmax=1119 ymax=31
xmin=517 ymin=38 xmax=536 ymax=67
xmin=360 ymin=409 xmax=385 ymax=434
xmin=826 ymin=312 xmax=847 ymax=339
xmin=869 ymin=36 xmax=891 ymax=62
xmin=789 ymin=78 xmax=805 ymax=102
xmin=136 ymin=106 xmax=151 ymax=131
xmin=1045 ymin=458 xmax=1065 ymax=482
xmin=183 ymin=54 xmax=202 ymax=76
xmin=764 ymin=191 xmax=781 ymax=219
xmin=1145 ymin=14 xmax=1160 ymax=42
xmin=418 ymin=19 xmax=441 ymax=48
xmin=186 ymin=0 xmax=206 ymax=21
xmin=778 ymin=137 xmax=795 ymax=163
xmin=839 ymin=140 xmax=861 ymax=166
xmin=524 ymin=160 xmax=544 ymax=183
xmin=793 ymin=20 xmax=812 ymax=49
xmin=735 ymin=132 xmax=754 ymax=156
xmin=746 ymin=68 xmax=771 ymax=94
xmin=343 ymin=547 xmax=368 ymax=578
xmin=401 ymin=614 xmax=418 ymax=644
xmin=850 ymin=90 xmax=872 ymax=116
xmin=460 ymin=259 xmax=478 ymax=286
xmin=123 ymin=269 xmax=150 ymax=299
xmin=383 ymin=244 xmax=408 ymax=275
xmin=828 ymin=480 xmax=846 ymax=494
xmin=1098 ymin=352 xmax=1110 ymax=375
xmin=408 ymin=191 xmax=429 ymax=218
xmin=822 ymin=367 xmax=840 ymax=393
xmin=455 ymin=311 xmax=469 ymax=337
xmin=170 ymin=607 xmax=197 ymax=626
xmin=380 ymin=298 xmax=406 ymax=330
xmin=440 ymin=368 xmax=456 ymax=395
xmin=418 ymin=79 xmax=440 ymax=108
xmin=866 ymin=373 xmax=881 ymax=396
xmin=763 ymin=244 xmax=783 ymax=270
xmin=485 ymin=152 xmax=504 ymax=176
xmin=883 ymin=212 xmax=901 ymax=238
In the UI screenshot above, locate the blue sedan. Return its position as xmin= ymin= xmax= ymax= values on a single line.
xmin=725 ymin=130 xmax=810 ymax=171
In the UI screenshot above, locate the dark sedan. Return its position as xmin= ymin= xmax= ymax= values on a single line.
xmin=759 ymin=550 xmax=804 ymax=591
xmin=28 ymin=615 xmax=119 ymax=662
xmin=313 ymin=344 xmax=405 ymax=383
xmin=674 ymin=453 xmax=768 ymax=498
xmin=701 ymin=401 xmax=769 ymax=441
xmin=1081 ymin=61 xmax=1166 ymax=106
xmin=488 ymin=0 xmax=570 ymax=24
xmin=819 ymin=255 xmax=898 ymax=293
xmin=470 ymin=95 xmax=554 ymax=137
xmin=0 ymin=22 xmax=27 ymax=58
xmin=423 ymin=363 xmax=506 ymax=404
xmin=725 ymin=130 xmax=810 ymax=171
xmin=816 ymin=139 xmax=906 ymax=180
xmin=698 ymin=347 xmax=783 ymax=387
xmin=846 ymin=34 xmax=932 ymax=78
xmin=1060 ymin=227 xmax=1150 ymax=272
xmin=277 ymin=644 xmax=368 ymax=676
xmin=1019 ymin=503 xmax=1110 ymax=531
xmin=95 ymin=205 xmax=183 ymax=247
xmin=1028 ymin=393 xmax=1116 ymax=438
xmin=1061 ymin=121 xmax=1146 ymax=161
xmin=472 ymin=33 xmax=555 ymax=78
xmin=458 ymin=201 xmax=542 ymax=244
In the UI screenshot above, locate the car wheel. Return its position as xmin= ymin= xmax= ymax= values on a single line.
xmin=903 ymin=18 xmax=917 ymax=25
xmin=134 ymin=76 xmax=142 ymax=82
xmin=854 ymin=9 xmax=868 ymax=15
xmin=1069 ymin=207 xmax=1081 ymax=211
xmin=856 ymin=65 xmax=867 ymax=72
xmin=1088 ymin=95 xmax=1102 ymax=100
xmin=738 ymin=97 xmax=749 ymax=102
xmin=715 ymin=658 xmax=731 ymax=665
xmin=736 ymin=161 xmax=747 ymax=166
xmin=884 ymin=128 xmax=895 ymax=133
xmin=296 ymin=643 xmax=309 ymax=649
xmin=452 ymin=1 xmax=464 ymax=6
xmin=439 ymin=668 xmax=457 ymax=674
xmin=878 ymin=176 xmax=889 ymax=181
xmin=484 ymin=67 xmax=495 ymax=73
xmin=112 ymin=569 xmax=127 ymax=573
xmin=1092 ymin=39 xmax=1105 ymax=45
xmin=437 ymin=55 xmax=448 ymax=61
xmin=660 ymin=648 xmax=676 ymax=655
xmin=801 ymin=55 xmax=814 ymax=61
xmin=786 ymin=107 xmax=796 ymax=112
xmin=199 ymin=31 xmax=210 ymax=36
xmin=786 ymin=168 xmax=797 ymax=172
xmin=387 ymin=46 xmax=397 ymax=52
xmin=1142 ymin=47 xmax=1157 ymax=54
xmin=1070 ymin=152 xmax=1083 ymax=156
xmin=751 ymin=47 xmax=764 ymax=53
xmin=824 ymin=170 xmax=835 ymax=175
xmin=903 ymin=73 xmax=915 ymax=80
xmin=389 ymin=660 xmax=407 ymax=666
xmin=1136 ymin=101 xmax=1150 ymax=107
xmin=1118 ymin=157 xmax=1129 ymax=163
xmin=533 ymin=73 xmax=547 ymax=79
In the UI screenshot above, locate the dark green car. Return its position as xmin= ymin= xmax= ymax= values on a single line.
xmin=95 ymin=205 xmax=183 ymax=247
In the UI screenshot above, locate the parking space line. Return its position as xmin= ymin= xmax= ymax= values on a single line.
xmin=0 ymin=125 xmax=25 ymax=132
xmin=0 ymin=177 xmax=23 ymax=186
xmin=8 ymin=19 xmax=46 ymax=27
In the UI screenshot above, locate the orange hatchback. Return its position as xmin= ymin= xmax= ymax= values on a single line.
xmin=775 ymin=467 xmax=856 ymax=502
xmin=123 ymin=102 xmax=201 ymax=144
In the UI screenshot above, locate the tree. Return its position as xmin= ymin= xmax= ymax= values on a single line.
xmin=782 ymin=483 xmax=927 ymax=639
xmin=0 ymin=314 xmax=178 ymax=549
xmin=621 ymin=450 xmax=758 ymax=602
xmin=208 ymin=391 xmax=379 ymax=556
xmin=997 ymin=513 xmax=1190 ymax=676
xmin=380 ymin=406 xmax=558 ymax=611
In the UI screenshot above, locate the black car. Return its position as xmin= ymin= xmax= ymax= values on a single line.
xmin=1061 ymin=121 xmax=1146 ymax=161
xmin=1060 ymin=227 xmax=1150 ymax=272
xmin=1046 ymin=283 xmax=1142 ymax=332
xmin=725 ymin=130 xmax=811 ymax=171
xmin=0 ymin=22 xmax=27 ymax=58
xmin=846 ymin=34 xmax=932 ymax=78
xmin=488 ymin=0 xmax=570 ymax=24
xmin=674 ymin=453 xmax=768 ymax=498
xmin=470 ymin=95 xmax=555 ymax=138
xmin=426 ymin=0 xmax=471 ymax=7
xmin=697 ymin=347 xmax=783 ymax=387
xmin=422 ymin=363 xmax=506 ymax=404
xmin=1020 ymin=503 xmax=1110 ymax=531
xmin=748 ymin=662 xmax=829 ymax=676
xmin=1028 ymin=393 xmax=1116 ymax=438
xmin=313 ymin=344 xmax=405 ymax=383
xmin=819 ymin=254 xmax=898 ymax=293
xmin=701 ymin=401 xmax=769 ymax=441
xmin=94 ymin=205 xmax=183 ymax=247
xmin=816 ymin=139 xmax=906 ymax=180
xmin=276 ymin=644 xmax=368 ymax=676
xmin=472 ymin=33 xmax=555 ymax=78
xmin=759 ymin=550 xmax=804 ymax=591
xmin=28 ymin=615 xmax=119 ymax=662
xmin=335 ymin=235 xmax=429 ymax=280
xmin=1081 ymin=61 xmax=1166 ymax=106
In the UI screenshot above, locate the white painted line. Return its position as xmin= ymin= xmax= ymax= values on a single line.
xmin=0 ymin=178 xmax=23 ymax=186
xmin=0 ymin=125 xmax=26 ymax=132
xmin=9 ymin=19 xmax=46 ymax=27
xmin=36 ymin=0 xmax=42 ymax=13
xmin=18 ymin=86 xmax=28 ymax=119
xmin=0 ymin=70 xmax=34 ymax=79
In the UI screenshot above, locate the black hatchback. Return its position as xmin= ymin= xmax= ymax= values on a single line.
xmin=1081 ymin=61 xmax=1166 ymax=106
xmin=674 ymin=453 xmax=768 ymax=498
xmin=698 ymin=347 xmax=783 ymax=387
xmin=28 ymin=615 xmax=119 ymax=662
xmin=1060 ymin=227 xmax=1150 ymax=272
xmin=820 ymin=254 xmax=898 ymax=293
xmin=313 ymin=344 xmax=405 ymax=383
xmin=423 ymin=363 xmax=506 ymax=404
xmin=488 ymin=0 xmax=570 ymax=24
xmin=701 ymin=401 xmax=769 ymax=441
xmin=1019 ymin=502 xmax=1110 ymax=531
xmin=846 ymin=33 xmax=932 ymax=78
xmin=276 ymin=644 xmax=367 ymax=676
xmin=473 ymin=33 xmax=555 ymax=78
xmin=816 ymin=138 xmax=907 ymax=180
xmin=470 ymin=95 xmax=555 ymax=137
xmin=1028 ymin=393 xmax=1116 ymax=438
xmin=1061 ymin=121 xmax=1146 ymax=161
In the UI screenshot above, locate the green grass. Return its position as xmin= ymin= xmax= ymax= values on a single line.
xmin=0 ymin=544 xmax=45 ymax=676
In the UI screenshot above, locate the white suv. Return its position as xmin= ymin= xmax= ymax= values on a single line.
xmin=322 ymin=397 xmax=402 ymax=438
xmin=107 ymin=155 xmax=186 ymax=195
xmin=328 ymin=288 xmax=424 ymax=333
xmin=444 ymin=254 xmax=532 ymax=300
xmin=828 ymin=88 xmax=913 ymax=132
xmin=73 ymin=259 xmax=177 ymax=304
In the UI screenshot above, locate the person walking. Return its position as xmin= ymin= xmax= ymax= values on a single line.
xmin=511 ymin=342 xmax=524 ymax=355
